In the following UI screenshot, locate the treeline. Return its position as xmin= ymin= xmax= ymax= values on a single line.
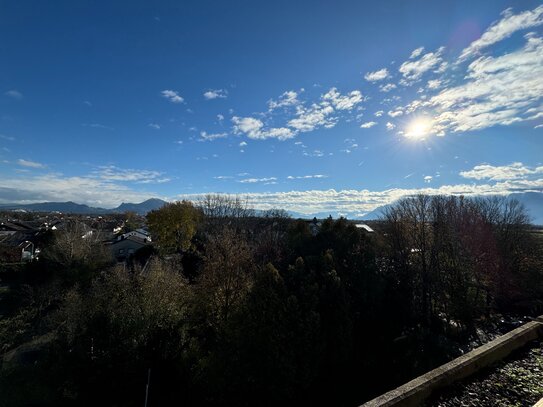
xmin=1 ymin=194 xmax=542 ymax=406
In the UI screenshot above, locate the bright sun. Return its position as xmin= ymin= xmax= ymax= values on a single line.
xmin=405 ymin=118 xmax=432 ymax=140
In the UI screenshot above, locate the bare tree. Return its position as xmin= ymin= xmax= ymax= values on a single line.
xmin=197 ymin=194 xmax=255 ymax=233
xmin=198 ymin=228 xmax=255 ymax=326
xmin=44 ymin=221 xmax=111 ymax=268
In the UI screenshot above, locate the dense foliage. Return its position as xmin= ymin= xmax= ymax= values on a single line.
xmin=1 ymin=195 xmax=542 ymax=406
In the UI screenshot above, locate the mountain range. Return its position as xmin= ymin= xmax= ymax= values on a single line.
xmin=0 ymin=198 xmax=168 ymax=216
xmin=0 ymin=192 xmax=541 ymax=224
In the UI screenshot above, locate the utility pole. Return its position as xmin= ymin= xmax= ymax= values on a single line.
xmin=144 ymin=368 xmax=151 ymax=407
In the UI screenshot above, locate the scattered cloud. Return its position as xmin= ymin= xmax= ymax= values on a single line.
xmin=427 ymin=79 xmax=442 ymax=89
xmin=379 ymin=83 xmax=397 ymax=92
xmin=386 ymin=122 xmax=396 ymax=130
xmin=460 ymin=162 xmax=543 ymax=181
xmin=199 ymin=131 xmax=228 ymax=141
xmin=322 ymin=88 xmax=363 ymax=111
xmin=0 ymin=134 xmax=15 ymax=141
xmin=239 ymin=141 xmax=247 ymax=147
xmin=178 ymin=176 xmax=543 ymax=217
xmin=459 ymin=5 xmax=543 ymax=61
xmin=148 ymin=123 xmax=161 ymax=130
xmin=94 ymin=165 xmax=169 ymax=183
xmin=399 ymin=47 xmax=444 ymax=81
xmin=360 ymin=121 xmax=377 ymax=129
xmin=407 ymin=33 xmax=543 ymax=135
xmin=5 ymin=90 xmax=23 ymax=100
xmin=17 ymin=159 xmax=46 ymax=169
xmin=161 ymin=89 xmax=184 ymax=103
xmin=374 ymin=110 xmax=384 ymax=117
xmin=203 ymin=89 xmax=228 ymax=100
xmin=424 ymin=175 xmax=432 ymax=183
xmin=288 ymin=103 xmax=336 ymax=132
xmin=388 ymin=109 xmax=403 ymax=118
xmin=364 ymin=68 xmax=390 ymax=82
xmin=303 ymin=150 xmax=325 ymax=157
xmin=232 ymin=116 xmax=295 ymax=140
xmin=238 ymin=177 xmax=278 ymax=184
xmin=232 ymin=116 xmax=264 ymax=138
xmin=410 ymin=46 xmax=425 ymax=59
xmin=268 ymin=90 xmax=300 ymax=110
xmin=287 ymin=174 xmax=327 ymax=180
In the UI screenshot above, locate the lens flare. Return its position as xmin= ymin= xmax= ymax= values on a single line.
xmin=405 ymin=117 xmax=432 ymax=140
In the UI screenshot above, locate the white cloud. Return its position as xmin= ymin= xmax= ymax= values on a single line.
xmin=379 ymin=83 xmax=397 ymax=92
xmin=17 ymin=159 xmax=45 ymax=169
xmin=303 ymin=150 xmax=325 ymax=157
xmin=460 ymin=162 xmax=543 ymax=181
xmin=0 ymin=134 xmax=15 ymax=141
xmin=199 ymin=131 xmax=228 ymax=141
xmin=287 ymin=174 xmax=327 ymax=180
xmin=94 ymin=165 xmax=168 ymax=183
xmin=203 ymin=89 xmax=228 ymax=100
xmin=231 ymin=87 xmax=363 ymax=140
xmin=161 ymin=89 xmax=184 ymax=103
xmin=388 ymin=109 xmax=403 ymax=118
xmin=232 ymin=116 xmax=264 ymax=138
xmin=399 ymin=47 xmax=444 ymax=81
xmin=268 ymin=90 xmax=300 ymax=110
xmin=232 ymin=116 xmax=295 ymax=140
xmin=427 ymin=79 xmax=442 ymax=89
xmin=239 ymin=177 xmax=277 ymax=184
xmin=288 ymin=103 xmax=336 ymax=132
xmin=424 ymin=175 xmax=432 ymax=183
xmin=148 ymin=123 xmax=161 ymax=130
xmin=178 ymin=176 xmax=543 ymax=217
xmin=217 ymin=114 xmax=224 ymax=121
xmin=5 ymin=90 xmax=23 ymax=100
xmin=410 ymin=46 xmax=425 ymax=59
xmin=239 ymin=141 xmax=247 ymax=147
xmin=322 ymin=88 xmax=363 ymax=110
xmin=0 ymin=173 xmax=160 ymax=208
xmin=386 ymin=122 xmax=396 ymax=130
xmin=374 ymin=110 xmax=384 ymax=117
xmin=258 ymin=127 xmax=295 ymax=140
xmin=360 ymin=121 xmax=377 ymax=129
xmin=459 ymin=5 xmax=543 ymax=61
xmin=364 ymin=68 xmax=390 ymax=82
xmin=408 ymin=34 xmax=543 ymax=134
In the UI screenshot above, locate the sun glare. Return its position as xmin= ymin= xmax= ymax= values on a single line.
xmin=405 ymin=117 xmax=432 ymax=140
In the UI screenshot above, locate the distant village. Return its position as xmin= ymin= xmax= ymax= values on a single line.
xmin=0 ymin=211 xmax=152 ymax=265
xmin=0 ymin=208 xmax=377 ymax=266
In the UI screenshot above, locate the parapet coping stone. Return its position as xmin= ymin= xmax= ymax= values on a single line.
xmin=361 ymin=317 xmax=543 ymax=407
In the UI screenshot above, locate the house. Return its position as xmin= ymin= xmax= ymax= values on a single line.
xmin=107 ymin=235 xmax=149 ymax=262
xmin=116 ymin=228 xmax=151 ymax=242
xmin=0 ymin=231 xmax=40 ymax=263
xmin=355 ymin=223 xmax=374 ymax=233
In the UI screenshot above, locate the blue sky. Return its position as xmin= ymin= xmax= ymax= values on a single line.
xmin=1 ymin=0 xmax=542 ymax=216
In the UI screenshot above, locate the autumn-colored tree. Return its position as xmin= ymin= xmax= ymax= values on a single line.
xmin=147 ymin=200 xmax=202 ymax=255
